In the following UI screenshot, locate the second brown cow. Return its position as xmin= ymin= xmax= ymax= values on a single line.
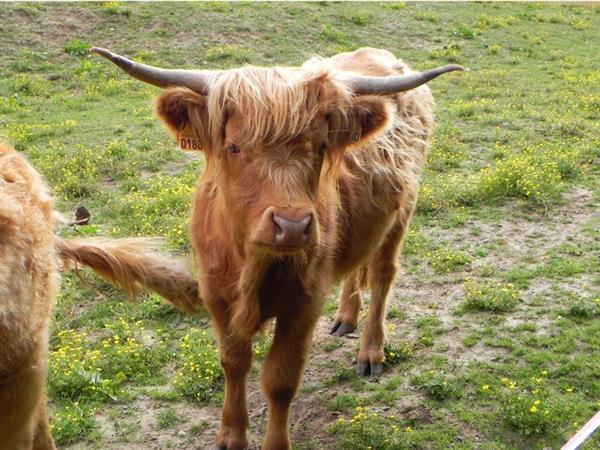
xmin=93 ymin=46 xmax=463 ymax=450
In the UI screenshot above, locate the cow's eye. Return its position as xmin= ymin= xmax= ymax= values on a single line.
xmin=227 ymin=144 xmax=241 ymax=155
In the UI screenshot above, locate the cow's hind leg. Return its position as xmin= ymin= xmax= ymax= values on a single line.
xmin=356 ymin=218 xmax=406 ymax=378
xmin=330 ymin=267 xmax=366 ymax=337
xmin=262 ymin=303 xmax=318 ymax=450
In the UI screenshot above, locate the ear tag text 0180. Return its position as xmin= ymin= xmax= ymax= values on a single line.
xmin=177 ymin=131 xmax=203 ymax=151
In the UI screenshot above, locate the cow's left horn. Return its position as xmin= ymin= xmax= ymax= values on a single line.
xmin=341 ymin=64 xmax=465 ymax=96
xmin=90 ymin=47 xmax=212 ymax=94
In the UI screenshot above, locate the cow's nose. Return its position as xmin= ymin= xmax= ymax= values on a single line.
xmin=272 ymin=213 xmax=312 ymax=247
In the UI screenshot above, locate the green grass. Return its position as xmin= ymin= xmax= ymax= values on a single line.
xmin=412 ymin=370 xmax=461 ymax=401
xmin=384 ymin=340 xmax=413 ymax=366
xmin=173 ymin=328 xmax=223 ymax=403
xmin=156 ymin=409 xmax=180 ymax=429
xmin=64 ymin=37 xmax=92 ymax=56
xmin=330 ymin=406 xmax=460 ymax=450
xmin=567 ymin=296 xmax=600 ymax=319
xmin=461 ymin=280 xmax=520 ymax=313
xmin=205 ymin=45 xmax=254 ymax=65
xmin=50 ymin=402 xmax=98 ymax=446
xmin=1 ymin=2 xmax=599 ymax=449
xmin=100 ymin=1 xmax=131 ymax=17
xmin=427 ymin=247 xmax=472 ymax=273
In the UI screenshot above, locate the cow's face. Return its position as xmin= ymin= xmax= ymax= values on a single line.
xmin=156 ymin=72 xmax=391 ymax=256
xmin=218 ymin=113 xmax=327 ymax=254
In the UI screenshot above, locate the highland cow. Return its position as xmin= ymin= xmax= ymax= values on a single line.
xmin=92 ymin=46 xmax=463 ymax=450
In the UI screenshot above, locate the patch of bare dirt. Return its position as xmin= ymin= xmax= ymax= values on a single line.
xmin=449 ymin=187 xmax=594 ymax=271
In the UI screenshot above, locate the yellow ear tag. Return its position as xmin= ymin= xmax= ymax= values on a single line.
xmin=177 ymin=131 xmax=203 ymax=151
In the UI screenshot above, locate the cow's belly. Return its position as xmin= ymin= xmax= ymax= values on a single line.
xmin=333 ymin=204 xmax=397 ymax=279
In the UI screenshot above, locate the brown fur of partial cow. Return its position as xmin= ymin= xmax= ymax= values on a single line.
xmin=0 ymin=144 xmax=201 ymax=449
xmin=154 ymin=48 xmax=435 ymax=450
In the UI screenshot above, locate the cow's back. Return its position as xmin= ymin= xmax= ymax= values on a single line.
xmin=328 ymin=49 xmax=435 ymax=277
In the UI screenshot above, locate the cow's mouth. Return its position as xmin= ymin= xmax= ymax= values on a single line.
xmin=255 ymin=241 xmax=309 ymax=256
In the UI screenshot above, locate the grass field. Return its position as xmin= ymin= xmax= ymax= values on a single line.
xmin=1 ymin=2 xmax=599 ymax=449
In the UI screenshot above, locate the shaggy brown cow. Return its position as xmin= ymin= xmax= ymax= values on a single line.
xmin=0 ymin=144 xmax=201 ymax=449
xmin=92 ymin=46 xmax=463 ymax=450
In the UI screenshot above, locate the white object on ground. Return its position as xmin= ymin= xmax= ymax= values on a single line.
xmin=561 ymin=410 xmax=600 ymax=450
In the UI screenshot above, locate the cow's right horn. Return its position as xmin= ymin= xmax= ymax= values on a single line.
xmin=341 ymin=64 xmax=466 ymax=96
xmin=91 ymin=47 xmax=212 ymax=94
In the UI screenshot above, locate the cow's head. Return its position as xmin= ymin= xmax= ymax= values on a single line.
xmin=92 ymin=48 xmax=462 ymax=256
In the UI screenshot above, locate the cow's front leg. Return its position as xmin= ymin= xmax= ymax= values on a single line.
xmin=215 ymin=332 xmax=252 ymax=449
xmin=261 ymin=305 xmax=318 ymax=450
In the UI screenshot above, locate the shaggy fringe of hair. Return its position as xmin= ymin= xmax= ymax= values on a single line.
xmin=192 ymin=63 xmax=355 ymax=206
xmin=206 ymin=65 xmax=352 ymax=149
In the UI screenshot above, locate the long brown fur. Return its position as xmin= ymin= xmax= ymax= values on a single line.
xmin=1 ymin=143 xmax=58 ymax=450
xmin=57 ymin=239 xmax=202 ymax=314
xmin=0 ymin=144 xmax=201 ymax=449
xmin=151 ymin=47 xmax=437 ymax=450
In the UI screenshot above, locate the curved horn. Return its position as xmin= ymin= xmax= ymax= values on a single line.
xmin=341 ymin=64 xmax=466 ymax=96
xmin=90 ymin=47 xmax=212 ymax=94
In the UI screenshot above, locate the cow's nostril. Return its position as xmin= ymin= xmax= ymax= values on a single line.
xmin=272 ymin=213 xmax=312 ymax=247
xmin=301 ymin=215 xmax=312 ymax=236
xmin=274 ymin=221 xmax=283 ymax=236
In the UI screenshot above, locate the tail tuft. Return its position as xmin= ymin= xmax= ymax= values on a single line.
xmin=57 ymin=238 xmax=202 ymax=314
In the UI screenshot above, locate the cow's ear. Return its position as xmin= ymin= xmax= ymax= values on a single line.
xmin=155 ymin=87 xmax=209 ymax=150
xmin=328 ymin=96 xmax=391 ymax=149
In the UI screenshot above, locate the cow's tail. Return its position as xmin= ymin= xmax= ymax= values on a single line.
xmin=57 ymin=238 xmax=203 ymax=314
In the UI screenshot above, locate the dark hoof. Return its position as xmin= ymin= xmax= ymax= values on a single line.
xmin=356 ymin=359 xmax=384 ymax=378
xmin=330 ymin=320 xmax=355 ymax=337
